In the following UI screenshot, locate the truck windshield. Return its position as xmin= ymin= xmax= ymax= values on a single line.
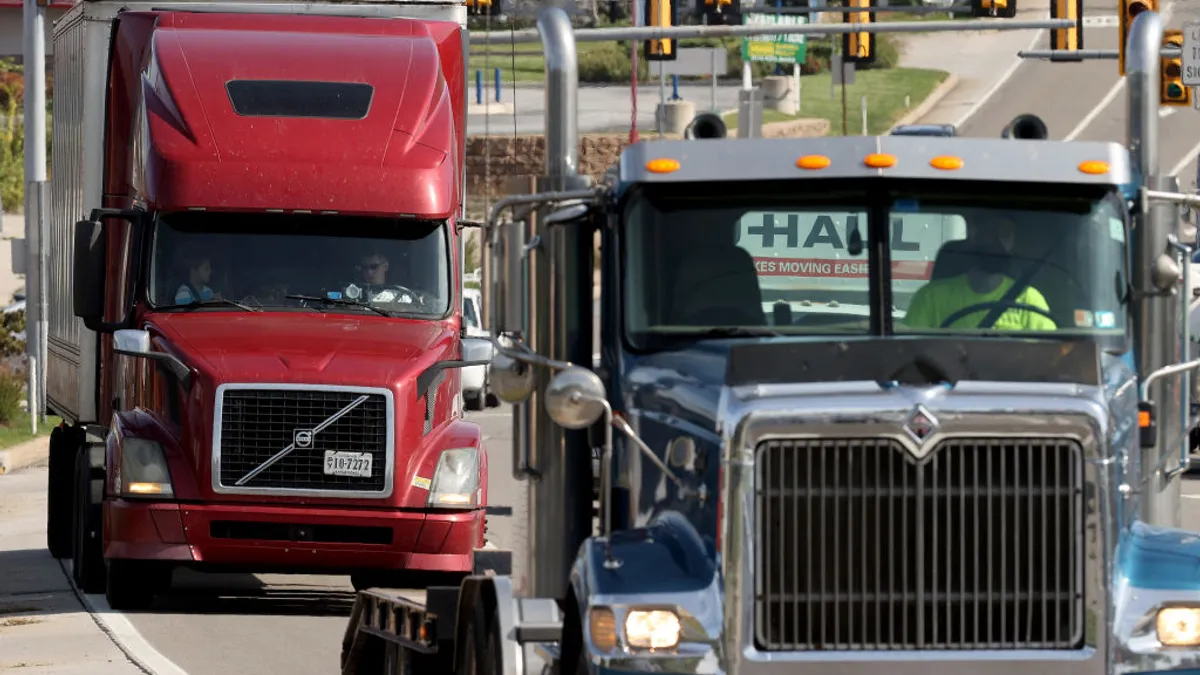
xmin=620 ymin=181 xmax=1128 ymax=349
xmin=147 ymin=212 xmax=451 ymax=318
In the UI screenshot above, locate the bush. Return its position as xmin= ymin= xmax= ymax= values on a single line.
xmin=0 ymin=360 xmax=23 ymax=425
xmin=0 ymin=309 xmax=25 ymax=358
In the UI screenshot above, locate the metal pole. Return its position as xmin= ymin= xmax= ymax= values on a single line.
xmin=472 ymin=17 xmax=1078 ymax=44
xmin=840 ymin=57 xmax=847 ymax=136
xmin=23 ymin=0 xmax=46 ymax=430
xmin=861 ymin=94 xmax=867 ymax=135
xmin=1126 ymin=10 xmax=1178 ymax=528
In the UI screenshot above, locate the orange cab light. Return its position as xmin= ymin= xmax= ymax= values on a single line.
xmin=930 ymin=155 xmax=964 ymax=171
xmin=1139 ymin=410 xmax=1152 ymax=428
xmin=645 ymin=158 xmax=681 ymax=174
xmin=1078 ymin=160 xmax=1110 ymax=175
xmin=864 ymin=153 xmax=897 ymax=169
xmin=796 ymin=155 xmax=831 ymax=170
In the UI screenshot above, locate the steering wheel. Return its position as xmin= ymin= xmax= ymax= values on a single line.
xmin=938 ymin=299 xmax=1057 ymax=329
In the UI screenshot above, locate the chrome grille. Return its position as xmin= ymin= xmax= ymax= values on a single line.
xmin=754 ymin=437 xmax=1084 ymax=651
xmin=216 ymin=388 xmax=390 ymax=493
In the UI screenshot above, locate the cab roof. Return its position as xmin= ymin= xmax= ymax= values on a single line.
xmin=617 ymin=135 xmax=1132 ymax=188
xmin=142 ymin=11 xmax=462 ymax=216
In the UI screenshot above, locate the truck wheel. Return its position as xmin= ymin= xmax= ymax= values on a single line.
xmin=105 ymin=560 xmax=166 ymax=611
xmin=71 ymin=448 xmax=105 ymax=594
xmin=464 ymin=391 xmax=484 ymax=412
xmin=458 ymin=598 xmax=499 ymax=675
xmin=46 ymin=425 xmax=75 ymax=558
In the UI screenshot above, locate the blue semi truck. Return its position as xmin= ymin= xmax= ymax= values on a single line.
xmin=340 ymin=7 xmax=1200 ymax=675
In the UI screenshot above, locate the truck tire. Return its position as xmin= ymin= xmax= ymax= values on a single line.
xmin=458 ymin=597 xmax=500 ymax=675
xmin=46 ymin=425 xmax=76 ymax=559
xmin=464 ymin=391 xmax=484 ymax=412
xmin=71 ymin=447 xmax=105 ymax=594
xmin=105 ymin=559 xmax=167 ymax=611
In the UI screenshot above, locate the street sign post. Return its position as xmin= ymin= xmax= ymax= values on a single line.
xmin=1184 ymin=20 xmax=1200 ymax=86
xmin=741 ymin=12 xmax=808 ymax=64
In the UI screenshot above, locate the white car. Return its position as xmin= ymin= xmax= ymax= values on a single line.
xmin=461 ymin=287 xmax=496 ymax=410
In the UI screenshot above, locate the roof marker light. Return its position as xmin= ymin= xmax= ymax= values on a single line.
xmin=864 ymin=153 xmax=897 ymax=169
xmin=797 ymin=155 xmax=831 ymax=170
xmin=930 ymin=156 xmax=963 ymax=171
xmin=1078 ymin=160 xmax=1110 ymax=175
xmin=646 ymin=158 xmax=681 ymax=174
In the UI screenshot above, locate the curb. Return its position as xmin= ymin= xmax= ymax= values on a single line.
xmin=888 ymin=73 xmax=960 ymax=131
xmin=0 ymin=435 xmax=49 ymax=475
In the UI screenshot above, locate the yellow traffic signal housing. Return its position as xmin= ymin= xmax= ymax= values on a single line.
xmin=1049 ymin=0 xmax=1083 ymax=51
xmin=1119 ymin=0 xmax=1157 ymax=76
xmin=644 ymin=0 xmax=676 ymax=61
xmin=973 ymin=0 xmax=1017 ymax=19
xmin=843 ymin=0 xmax=874 ymax=65
xmin=1161 ymin=30 xmax=1191 ymax=106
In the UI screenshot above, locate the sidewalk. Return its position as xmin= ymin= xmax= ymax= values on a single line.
xmin=0 ymin=465 xmax=145 ymax=674
xmin=891 ymin=5 xmax=1049 ymax=127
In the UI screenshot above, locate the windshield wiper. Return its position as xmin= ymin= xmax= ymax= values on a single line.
xmin=168 ymin=298 xmax=261 ymax=313
xmin=672 ymin=326 xmax=782 ymax=339
xmin=286 ymin=294 xmax=391 ymax=317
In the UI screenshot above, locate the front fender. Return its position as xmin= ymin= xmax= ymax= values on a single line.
xmin=568 ymin=511 xmax=723 ymax=674
xmin=1115 ymin=520 xmax=1200 ymax=675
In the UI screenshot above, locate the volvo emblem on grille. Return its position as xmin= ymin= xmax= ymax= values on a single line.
xmin=294 ymin=429 xmax=315 ymax=449
xmin=903 ymin=405 xmax=939 ymax=450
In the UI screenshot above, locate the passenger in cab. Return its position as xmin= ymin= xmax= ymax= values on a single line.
xmin=903 ymin=215 xmax=1057 ymax=331
xmin=174 ymin=253 xmax=221 ymax=304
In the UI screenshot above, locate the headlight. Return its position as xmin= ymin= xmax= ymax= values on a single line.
xmin=624 ymin=609 xmax=681 ymax=650
xmin=1158 ymin=607 xmax=1200 ymax=646
xmin=117 ymin=438 xmax=174 ymax=498
xmin=428 ymin=448 xmax=480 ymax=508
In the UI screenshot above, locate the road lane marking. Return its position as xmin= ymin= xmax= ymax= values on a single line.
xmin=1161 ymin=107 xmax=1178 ymax=119
xmin=61 ymin=560 xmax=190 ymax=675
xmin=1064 ymin=2 xmax=1176 ymax=142
xmin=1170 ymin=138 xmax=1200 ymax=182
xmin=954 ymin=17 xmax=1049 ymax=128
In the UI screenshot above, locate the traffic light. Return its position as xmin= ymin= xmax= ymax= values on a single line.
xmin=1119 ymin=0 xmax=1157 ymax=76
xmin=843 ymin=0 xmax=874 ymax=65
xmin=644 ymin=0 xmax=676 ymax=61
xmin=1049 ymin=0 xmax=1083 ymax=51
xmin=972 ymin=0 xmax=1017 ymax=18
xmin=1161 ymin=30 xmax=1191 ymax=106
xmin=700 ymin=0 xmax=733 ymax=23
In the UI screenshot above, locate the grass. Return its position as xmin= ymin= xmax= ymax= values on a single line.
xmin=0 ymin=412 xmax=61 ymax=451
xmin=470 ymin=42 xmax=617 ymax=83
xmin=722 ymin=67 xmax=948 ymax=136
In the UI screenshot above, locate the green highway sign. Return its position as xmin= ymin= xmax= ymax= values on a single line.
xmin=741 ymin=12 xmax=808 ymax=64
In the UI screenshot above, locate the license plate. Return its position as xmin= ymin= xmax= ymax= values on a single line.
xmin=323 ymin=451 xmax=373 ymax=478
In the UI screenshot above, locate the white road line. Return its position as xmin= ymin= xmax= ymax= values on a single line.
xmin=1160 ymin=107 xmax=1178 ymax=119
xmin=1064 ymin=2 xmax=1176 ymax=142
xmin=1170 ymin=138 xmax=1200 ymax=180
xmin=1182 ymin=494 xmax=1200 ymax=499
xmin=61 ymin=560 xmax=190 ymax=675
xmin=954 ymin=19 xmax=1049 ymax=128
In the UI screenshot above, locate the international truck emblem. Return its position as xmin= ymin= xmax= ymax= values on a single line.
xmin=903 ymin=405 xmax=938 ymax=446
xmin=294 ymin=429 xmax=314 ymax=449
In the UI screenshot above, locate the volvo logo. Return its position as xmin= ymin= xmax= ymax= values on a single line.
xmin=903 ymin=405 xmax=939 ymax=457
xmin=294 ymin=429 xmax=315 ymax=449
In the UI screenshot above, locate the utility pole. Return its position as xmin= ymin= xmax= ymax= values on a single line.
xmin=22 ymin=0 xmax=47 ymax=431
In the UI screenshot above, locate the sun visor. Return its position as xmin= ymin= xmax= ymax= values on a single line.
xmin=724 ymin=338 xmax=1101 ymax=388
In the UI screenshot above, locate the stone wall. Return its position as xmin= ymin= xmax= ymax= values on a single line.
xmin=465 ymin=118 xmax=830 ymax=199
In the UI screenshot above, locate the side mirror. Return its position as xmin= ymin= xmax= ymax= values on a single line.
xmin=73 ymin=219 xmax=106 ymax=325
xmin=461 ymin=336 xmax=494 ymax=364
xmin=113 ymin=328 xmax=193 ymax=390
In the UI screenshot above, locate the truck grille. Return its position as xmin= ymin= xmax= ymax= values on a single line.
xmin=754 ymin=437 xmax=1084 ymax=651
xmin=216 ymin=388 xmax=390 ymax=494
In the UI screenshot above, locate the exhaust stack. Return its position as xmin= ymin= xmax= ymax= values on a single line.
xmin=684 ymin=112 xmax=728 ymax=140
xmin=1001 ymin=114 xmax=1049 ymax=140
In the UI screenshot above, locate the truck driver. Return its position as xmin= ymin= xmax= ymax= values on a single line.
xmin=902 ymin=214 xmax=1057 ymax=331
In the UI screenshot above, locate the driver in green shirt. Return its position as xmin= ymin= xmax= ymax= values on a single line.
xmin=903 ymin=215 xmax=1057 ymax=331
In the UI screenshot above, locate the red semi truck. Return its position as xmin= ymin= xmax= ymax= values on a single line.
xmin=42 ymin=0 xmax=499 ymax=610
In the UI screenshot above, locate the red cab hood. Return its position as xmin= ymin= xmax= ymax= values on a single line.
xmin=149 ymin=311 xmax=457 ymax=388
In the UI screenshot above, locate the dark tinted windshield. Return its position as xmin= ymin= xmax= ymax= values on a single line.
xmin=149 ymin=212 xmax=450 ymax=318
xmin=621 ymin=181 xmax=1129 ymax=349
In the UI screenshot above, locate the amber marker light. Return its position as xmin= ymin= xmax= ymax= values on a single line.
xmin=645 ymin=158 xmax=681 ymax=173
xmin=864 ymin=153 xmax=897 ymax=169
xmin=930 ymin=156 xmax=964 ymax=171
xmin=797 ymin=155 xmax=831 ymax=170
xmin=1078 ymin=160 xmax=1110 ymax=175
